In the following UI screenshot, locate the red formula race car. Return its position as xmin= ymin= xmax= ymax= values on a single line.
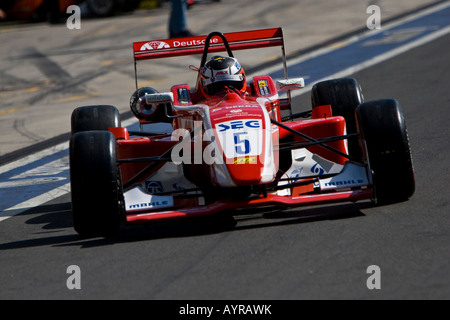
xmin=69 ymin=28 xmax=415 ymax=237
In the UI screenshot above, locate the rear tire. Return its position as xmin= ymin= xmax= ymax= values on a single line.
xmin=311 ymin=78 xmax=364 ymax=158
xmin=356 ymin=99 xmax=415 ymax=204
xmin=71 ymin=105 xmax=120 ymax=134
xmin=70 ymin=131 xmax=123 ymax=237
xmin=86 ymin=0 xmax=116 ymax=17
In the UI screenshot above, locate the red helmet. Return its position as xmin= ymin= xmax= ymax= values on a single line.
xmin=200 ymin=56 xmax=247 ymax=96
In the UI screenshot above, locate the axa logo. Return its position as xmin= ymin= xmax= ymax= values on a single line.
xmin=140 ymin=41 xmax=170 ymax=51
xmin=215 ymin=70 xmax=229 ymax=76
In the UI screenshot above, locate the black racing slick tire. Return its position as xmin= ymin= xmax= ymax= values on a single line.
xmin=311 ymin=78 xmax=364 ymax=158
xmin=86 ymin=0 xmax=115 ymax=16
xmin=70 ymin=131 xmax=123 ymax=237
xmin=71 ymin=105 xmax=120 ymax=134
xmin=86 ymin=0 xmax=139 ymax=16
xmin=356 ymin=99 xmax=415 ymax=204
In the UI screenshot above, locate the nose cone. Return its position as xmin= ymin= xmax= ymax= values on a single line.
xmin=207 ymin=96 xmax=277 ymax=187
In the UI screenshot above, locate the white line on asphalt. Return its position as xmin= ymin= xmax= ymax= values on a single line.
xmin=290 ymin=25 xmax=450 ymax=98
xmin=252 ymin=0 xmax=450 ymax=95
xmin=0 ymin=142 xmax=69 ymax=175
xmin=0 ymin=117 xmax=138 ymax=222
xmin=0 ymin=183 xmax=71 ymax=223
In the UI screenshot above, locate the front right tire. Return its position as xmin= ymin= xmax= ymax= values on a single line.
xmin=356 ymin=99 xmax=415 ymax=204
xmin=70 ymin=131 xmax=122 ymax=237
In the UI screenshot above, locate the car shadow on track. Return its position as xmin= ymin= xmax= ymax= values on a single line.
xmin=235 ymin=202 xmax=371 ymax=231
xmin=0 ymin=200 xmax=374 ymax=250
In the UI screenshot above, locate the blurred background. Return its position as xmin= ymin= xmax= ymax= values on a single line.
xmin=0 ymin=0 xmax=220 ymax=22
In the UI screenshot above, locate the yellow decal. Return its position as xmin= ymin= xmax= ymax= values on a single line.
xmin=234 ymin=157 xmax=257 ymax=164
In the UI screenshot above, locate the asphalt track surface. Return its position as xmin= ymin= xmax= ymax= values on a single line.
xmin=1 ymin=3 xmax=450 ymax=301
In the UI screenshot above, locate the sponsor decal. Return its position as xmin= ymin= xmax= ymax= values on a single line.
xmin=124 ymin=186 xmax=174 ymax=212
xmin=258 ymin=80 xmax=270 ymax=95
xmin=319 ymin=163 xmax=369 ymax=191
xmin=324 ymin=179 xmax=364 ymax=187
xmin=140 ymin=41 xmax=170 ymax=51
xmin=172 ymin=183 xmax=186 ymax=191
xmin=215 ymin=119 xmax=263 ymax=158
xmin=311 ymin=162 xmax=325 ymax=176
xmin=177 ymin=88 xmax=190 ymax=103
xmin=276 ymin=78 xmax=305 ymax=91
xmin=172 ymin=37 xmax=219 ymax=48
xmin=145 ymin=181 xmax=164 ymax=194
xmin=234 ymin=157 xmax=257 ymax=164
xmin=289 ymin=168 xmax=304 ymax=181
xmin=217 ymin=120 xmax=261 ymax=132
xmin=128 ymin=200 xmax=170 ymax=210
xmin=215 ymin=70 xmax=229 ymax=76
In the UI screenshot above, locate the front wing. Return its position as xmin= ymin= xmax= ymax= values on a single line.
xmin=123 ymin=160 xmax=374 ymax=224
xmin=126 ymin=189 xmax=373 ymax=224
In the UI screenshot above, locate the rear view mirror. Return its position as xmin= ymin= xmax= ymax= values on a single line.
xmin=276 ymin=78 xmax=305 ymax=91
xmin=145 ymin=92 xmax=174 ymax=104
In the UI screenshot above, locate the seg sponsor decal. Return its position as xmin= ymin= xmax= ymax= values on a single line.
xmin=215 ymin=119 xmax=263 ymax=158
xmin=217 ymin=119 xmax=261 ymax=132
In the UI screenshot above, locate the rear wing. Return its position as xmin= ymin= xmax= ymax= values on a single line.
xmin=133 ymin=27 xmax=285 ymax=60
xmin=132 ymin=27 xmax=288 ymax=88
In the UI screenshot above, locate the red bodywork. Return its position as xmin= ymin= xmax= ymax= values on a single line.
xmin=111 ymin=28 xmax=374 ymax=223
